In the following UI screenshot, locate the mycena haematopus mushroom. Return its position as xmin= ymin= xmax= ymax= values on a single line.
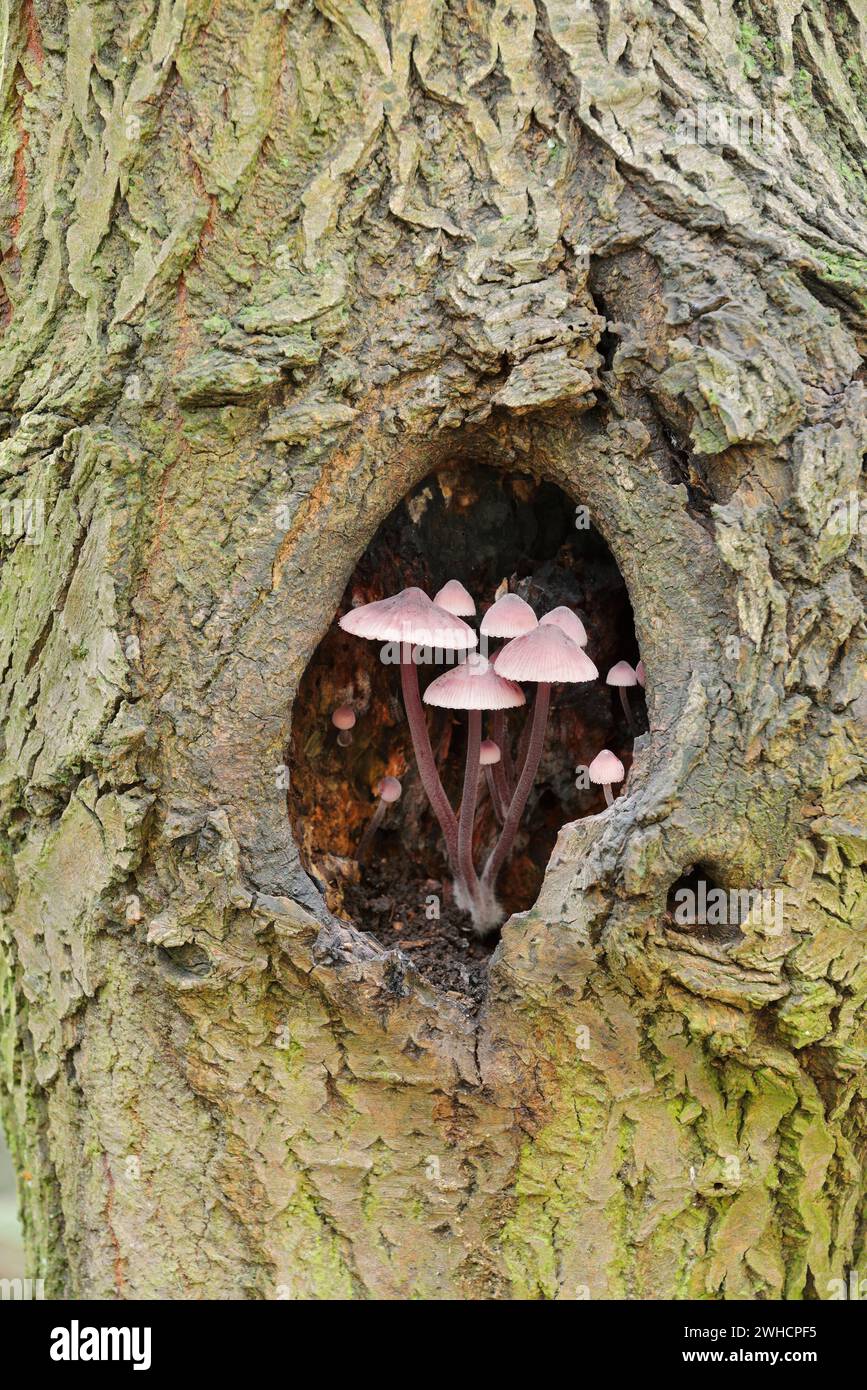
xmin=339 ymin=587 xmax=476 ymax=865
xmin=480 ymin=591 xmax=537 ymax=643
xmin=356 ymin=776 xmax=402 ymax=863
xmin=511 ymin=604 xmax=591 ymax=774
xmin=424 ymin=653 xmax=524 ymax=927
xmin=479 ymin=739 xmax=505 ymax=822
xmin=539 ymin=606 xmax=588 ymax=648
xmin=331 ymin=705 xmax=356 ymax=747
xmin=588 ymin=749 xmax=625 ymax=807
xmin=434 ymin=579 xmax=476 ymax=617
xmin=479 ymin=592 xmax=537 ymax=800
xmin=485 ymin=624 xmax=597 ymax=899
xmin=606 ymin=660 xmax=639 ymax=735
xmin=479 ymin=738 xmax=501 ymax=765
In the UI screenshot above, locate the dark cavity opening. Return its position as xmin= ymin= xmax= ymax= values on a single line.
xmin=666 ymin=865 xmax=748 ymax=944
xmin=289 ymin=462 xmax=644 ymax=1004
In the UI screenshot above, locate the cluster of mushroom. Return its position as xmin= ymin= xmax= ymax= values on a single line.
xmin=339 ymin=581 xmax=632 ymax=934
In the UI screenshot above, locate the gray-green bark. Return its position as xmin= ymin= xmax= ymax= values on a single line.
xmin=0 ymin=0 xmax=865 ymax=1299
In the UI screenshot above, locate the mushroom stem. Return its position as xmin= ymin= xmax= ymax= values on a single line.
xmin=483 ymin=683 xmax=551 ymax=891
xmin=514 ymin=699 xmax=535 ymax=786
xmin=493 ymin=757 xmax=511 ymax=815
xmin=400 ymin=653 xmax=458 ymax=862
xmin=619 ymin=687 xmax=638 ymax=735
xmin=356 ymin=799 xmax=388 ymax=864
xmin=457 ymin=710 xmax=482 ymax=900
xmin=603 ymin=783 xmax=615 ymax=808
xmin=491 ymin=712 xmax=514 ymax=800
xmin=484 ymin=765 xmax=505 ymax=823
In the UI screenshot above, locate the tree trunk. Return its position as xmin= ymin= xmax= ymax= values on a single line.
xmin=1 ymin=0 xmax=865 ymax=1300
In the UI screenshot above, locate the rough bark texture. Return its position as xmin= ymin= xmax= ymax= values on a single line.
xmin=0 ymin=0 xmax=865 ymax=1300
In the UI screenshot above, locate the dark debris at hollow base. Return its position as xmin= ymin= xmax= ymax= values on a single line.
xmin=340 ymin=856 xmax=494 ymax=1008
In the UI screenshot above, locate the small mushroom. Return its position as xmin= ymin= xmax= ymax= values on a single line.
xmin=606 ymin=660 xmax=639 ymax=734
xmin=539 ymin=606 xmax=588 ymax=648
xmin=635 ymin=659 xmax=646 ymax=688
xmin=434 ymin=579 xmax=476 ymax=617
xmin=479 ymin=739 xmax=501 ymax=766
xmin=479 ymin=738 xmax=505 ymax=823
xmin=487 ymin=625 xmax=598 ymax=893
xmin=424 ymin=653 xmax=524 ymax=927
xmin=356 ymin=776 xmax=402 ymax=864
xmin=479 ymin=591 xmax=537 ymax=641
xmin=479 ymin=596 xmax=538 ymax=799
xmin=588 ymin=749 xmax=625 ymax=807
xmin=331 ymin=705 xmax=356 ymax=747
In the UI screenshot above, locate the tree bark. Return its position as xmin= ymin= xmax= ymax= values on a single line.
xmin=0 ymin=0 xmax=865 ymax=1300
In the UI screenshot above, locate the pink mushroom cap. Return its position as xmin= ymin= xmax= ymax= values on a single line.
xmin=339 ymin=586 xmax=477 ymax=650
xmin=331 ymin=705 xmax=356 ymax=731
xmin=635 ymin=659 xmax=646 ymax=688
xmin=606 ymin=660 xmax=637 ymax=687
xmin=479 ymin=739 xmax=502 ymax=766
xmin=377 ymin=776 xmax=402 ymax=803
xmin=479 ymin=592 xmax=538 ymax=638
xmin=539 ymin=606 xmax=588 ymax=648
xmin=494 ymin=624 xmax=599 ymax=684
xmin=588 ymin=750 xmax=625 ymax=786
xmin=423 ymin=653 xmax=525 ymax=710
xmin=434 ymin=579 xmax=476 ymax=617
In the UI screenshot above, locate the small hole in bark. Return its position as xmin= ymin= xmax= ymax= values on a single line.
xmin=155 ymin=943 xmax=214 ymax=981
xmin=666 ymin=865 xmax=746 ymax=943
xmin=289 ymin=462 xmax=641 ymax=1002
xmin=588 ymin=284 xmax=618 ymax=373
